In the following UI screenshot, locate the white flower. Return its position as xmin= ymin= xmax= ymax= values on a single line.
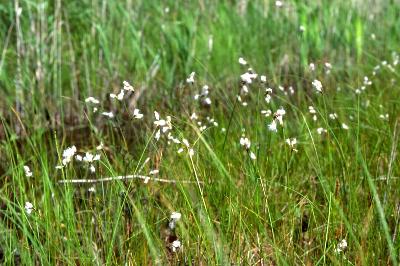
xmin=123 ymin=81 xmax=134 ymax=91
xmin=208 ymin=35 xmax=213 ymax=52
xmin=89 ymin=165 xmax=96 ymax=173
xmin=75 ymin=155 xmax=83 ymax=161
xmin=261 ymin=110 xmax=272 ymax=117
xmin=88 ymin=186 xmax=96 ymax=193
xmin=102 ymin=112 xmax=114 ymax=118
xmin=190 ymin=113 xmax=198 ymax=120
xmin=133 ymin=109 xmax=144 ymax=119
xmin=240 ymin=136 xmax=251 ymax=150
xmin=299 ymin=25 xmax=306 ymax=32
xmin=329 ymin=113 xmax=338 ymax=120
xmin=23 ymin=166 xmax=32 ymax=177
xmin=268 ymin=120 xmax=277 ymax=132
xmin=335 ymin=239 xmax=347 ymax=253
xmin=285 ymin=138 xmax=298 ymax=152
xmin=309 ymin=106 xmax=316 ymax=114
xmin=312 ymin=79 xmax=323 ymax=93
xmin=171 ymin=240 xmax=181 ymax=252
xmin=171 ymin=212 xmax=181 ymax=221
xmin=169 ymin=212 xmax=182 ymax=230
xmin=342 ymin=123 xmax=349 ymax=130
xmin=57 ymin=145 xmax=77 ymax=168
xmin=149 ymin=169 xmax=159 ymax=175
xmin=24 ymin=202 xmax=34 ymax=215
xmin=275 ymin=0 xmax=283 ymax=7
xmin=96 ymin=142 xmax=104 ymax=150
xmin=379 ymin=114 xmax=389 ymax=120
xmin=240 ymin=72 xmax=258 ymax=84
xmin=309 ymin=63 xmax=315 ymax=71
xmin=186 ymin=72 xmax=195 ymax=83
xmin=238 ymin=57 xmax=247 ymax=65
xmin=317 ymin=127 xmax=327 ymax=134
xmin=203 ymin=97 xmax=212 ymax=105
xmin=250 ymin=152 xmax=256 ymax=160
xmin=85 ymin=97 xmax=100 ymax=104
xmin=260 ymin=75 xmax=267 ymax=83
xmin=110 ymin=90 xmax=124 ymax=101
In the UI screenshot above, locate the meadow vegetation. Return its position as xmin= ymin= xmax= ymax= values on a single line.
xmin=0 ymin=0 xmax=400 ymax=264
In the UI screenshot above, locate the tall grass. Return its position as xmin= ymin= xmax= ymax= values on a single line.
xmin=0 ymin=0 xmax=399 ymax=264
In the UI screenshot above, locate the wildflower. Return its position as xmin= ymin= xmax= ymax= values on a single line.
xmin=299 ymin=25 xmax=306 ymax=32
xmin=154 ymin=111 xmax=172 ymax=137
xmin=203 ymin=97 xmax=212 ymax=105
xmin=186 ymin=72 xmax=195 ymax=84
xmin=317 ymin=127 xmax=327 ymax=134
xmin=24 ymin=202 xmax=34 ymax=215
xmin=240 ymin=136 xmax=251 ymax=150
xmin=85 ymin=97 xmax=100 ymax=104
xmin=285 ymin=138 xmax=298 ymax=152
xmin=275 ymin=0 xmax=283 ymax=7
xmin=149 ymin=169 xmax=159 ymax=175
xmin=171 ymin=240 xmax=181 ymax=252
xmin=312 ymin=79 xmax=323 ymax=93
xmin=123 ymin=81 xmax=134 ymax=91
xmin=240 ymin=71 xmax=258 ymax=84
xmin=169 ymin=212 xmax=182 ymax=230
xmin=23 ymin=165 xmax=32 ymax=177
xmin=335 ymin=239 xmax=347 ymax=254
xmin=190 ymin=113 xmax=198 ymax=120
xmin=238 ymin=57 xmax=247 ymax=65
xmin=309 ymin=63 xmax=315 ymax=71
xmin=260 ymin=75 xmax=267 ymax=83
xmin=379 ymin=114 xmax=389 ymax=120
xmin=102 ymin=112 xmax=114 ymax=118
xmin=89 ymin=165 xmax=96 ymax=173
xmin=329 ymin=113 xmax=338 ymax=120
xmin=261 ymin=110 xmax=272 ymax=117
xmin=110 ymin=89 xmax=125 ymax=101
xmin=268 ymin=120 xmax=277 ymax=132
xmin=96 ymin=142 xmax=104 ymax=150
xmin=56 ymin=145 xmax=77 ymax=168
xmin=88 ymin=186 xmax=96 ymax=193
xmin=324 ymin=62 xmax=332 ymax=74
xmin=275 ymin=107 xmax=286 ymax=125
xmin=342 ymin=123 xmax=349 ymax=130
xmin=249 ymin=152 xmax=256 ymax=160
xmin=133 ymin=108 xmax=144 ymax=119
xmin=83 ymin=152 xmax=100 ymax=163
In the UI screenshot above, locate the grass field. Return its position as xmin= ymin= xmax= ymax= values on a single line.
xmin=1 ymin=0 xmax=400 ymax=264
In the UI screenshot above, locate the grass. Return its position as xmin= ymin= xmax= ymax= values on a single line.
xmin=1 ymin=0 xmax=400 ymax=264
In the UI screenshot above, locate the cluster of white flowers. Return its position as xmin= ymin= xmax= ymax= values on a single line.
xmin=329 ymin=113 xmax=338 ymax=120
xmin=268 ymin=107 xmax=286 ymax=132
xmin=177 ymin=139 xmax=195 ymax=157
xmin=312 ymin=79 xmax=323 ymax=93
xmin=56 ymin=145 xmax=77 ymax=169
xmin=317 ymin=127 xmax=328 ymax=135
xmin=133 ymin=108 xmax=144 ymax=119
xmin=324 ymin=62 xmax=332 ymax=74
xmin=186 ymin=72 xmax=195 ymax=84
xmin=169 ymin=212 xmax=182 ymax=252
xmin=335 ymin=239 xmax=347 ymax=254
xmin=76 ymin=152 xmax=101 ymax=173
xmin=379 ymin=113 xmax=389 ymax=120
xmin=194 ymin=85 xmax=211 ymax=106
xmin=110 ymin=81 xmax=134 ymax=101
xmin=23 ymin=165 xmax=32 ymax=177
xmin=308 ymin=106 xmax=317 ymax=121
xmin=154 ymin=111 xmax=172 ymax=141
xmin=239 ymin=135 xmax=256 ymax=160
xmin=24 ymin=202 xmax=34 ymax=215
xmin=285 ymin=138 xmax=298 ymax=152
xmin=356 ymin=76 xmax=373 ymax=94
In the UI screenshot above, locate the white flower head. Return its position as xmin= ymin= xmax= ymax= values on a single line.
xmin=335 ymin=239 xmax=347 ymax=254
xmin=186 ymin=72 xmax=195 ymax=84
xmin=275 ymin=0 xmax=283 ymax=7
xmin=238 ymin=57 xmax=247 ymax=65
xmin=123 ymin=81 xmax=134 ymax=91
xmin=23 ymin=166 xmax=32 ymax=177
xmin=85 ymin=97 xmax=100 ymax=104
xmin=268 ymin=120 xmax=277 ymax=132
xmin=133 ymin=108 xmax=144 ymax=119
xmin=24 ymin=202 xmax=34 ymax=215
xmin=102 ymin=112 xmax=114 ymax=118
xmin=342 ymin=123 xmax=349 ymax=130
xmin=240 ymin=136 xmax=251 ymax=150
xmin=241 ymin=72 xmax=258 ymax=84
xmin=312 ymin=79 xmax=323 ymax=93
xmin=171 ymin=240 xmax=181 ymax=252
